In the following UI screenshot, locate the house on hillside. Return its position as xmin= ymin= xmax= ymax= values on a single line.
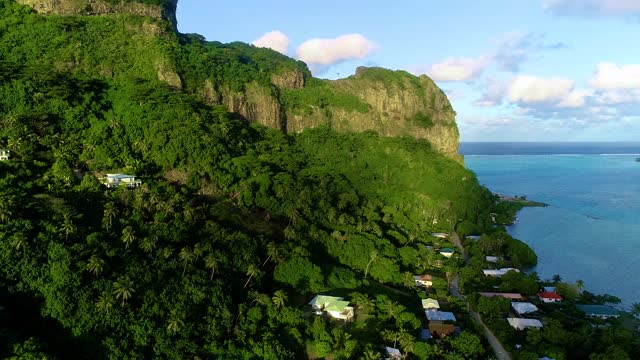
xmin=101 ymin=174 xmax=142 ymax=189
xmin=538 ymin=292 xmax=563 ymax=303
xmin=576 ymin=304 xmax=620 ymax=319
xmin=308 ymin=295 xmax=354 ymax=321
xmin=428 ymin=323 xmax=457 ymax=339
xmin=511 ymin=302 xmax=539 ymax=316
xmin=431 ymin=232 xmax=448 ymax=239
xmin=486 ymin=256 xmax=500 ymax=263
xmin=385 ymin=346 xmax=402 ymax=359
xmin=425 ymin=309 xmax=456 ymax=322
xmin=421 ymin=298 xmax=440 ymax=309
xmin=479 ymin=292 xmax=525 ymax=301
xmin=0 ymin=149 xmax=9 ymax=161
xmin=439 ymin=248 xmax=455 ymax=258
xmin=507 ymin=318 xmax=543 ymax=330
xmin=414 ymin=274 xmax=433 ymax=288
xmin=466 ymin=235 xmax=481 ymax=240
xmin=418 ymin=328 xmax=433 ymax=341
xmin=483 ymin=268 xmax=520 ymax=277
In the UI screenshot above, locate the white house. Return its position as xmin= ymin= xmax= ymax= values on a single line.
xmin=483 ymin=268 xmax=520 ymax=277
xmin=102 ymin=174 xmax=142 ymax=189
xmin=508 ymin=318 xmax=543 ymax=330
xmin=485 ymin=256 xmax=500 ymax=263
xmin=414 ymin=274 xmax=433 ymax=288
xmin=466 ymin=235 xmax=481 ymax=241
xmin=511 ymin=302 xmax=539 ymax=316
xmin=308 ymin=295 xmax=354 ymax=321
xmin=0 ymin=149 xmax=9 ymax=161
xmin=421 ymin=298 xmax=440 ymax=309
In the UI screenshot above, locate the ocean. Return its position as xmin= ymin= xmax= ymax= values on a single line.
xmin=460 ymin=142 xmax=640 ymax=308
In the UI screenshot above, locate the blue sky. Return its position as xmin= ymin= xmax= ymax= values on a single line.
xmin=176 ymin=0 xmax=640 ymax=141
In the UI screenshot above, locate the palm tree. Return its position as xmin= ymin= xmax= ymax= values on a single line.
xmin=552 ymin=274 xmax=562 ymax=284
xmin=86 ymin=255 xmax=106 ymax=277
xmin=272 ymin=290 xmax=287 ymax=309
xmin=102 ymin=202 xmax=118 ymax=230
xmin=121 ymin=226 xmax=136 ymax=249
xmin=193 ymin=243 xmax=204 ymax=262
xmin=398 ymin=330 xmax=415 ymax=355
xmin=204 ymin=253 xmax=219 ymax=280
xmin=575 ymin=279 xmax=585 ymax=293
xmin=262 ymin=242 xmax=281 ymax=266
xmin=361 ymin=349 xmax=381 ymax=360
xmin=96 ymin=291 xmax=115 ymax=314
xmin=179 ymin=247 xmax=195 ymax=276
xmin=112 ymin=278 xmax=135 ymax=307
xmin=364 ymin=250 xmax=379 ymax=279
xmin=0 ymin=198 xmax=13 ymax=223
xmin=349 ymin=292 xmax=374 ymax=314
xmin=11 ymin=233 xmax=26 ymax=252
xmin=243 ymin=264 xmax=263 ymax=289
xmin=382 ymin=329 xmax=402 ymax=349
xmin=166 ymin=310 xmax=185 ymax=334
xmin=60 ymin=215 xmax=76 ymax=241
xmin=139 ymin=236 xmax=157 ymax=254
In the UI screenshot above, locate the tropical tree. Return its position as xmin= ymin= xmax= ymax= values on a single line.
xmin=166 ymin=310 xmax=185 ymax=334
xmin=193 ymin=243 xmax=203 ymax=262
xmin=112 ymin=277 xmax=135 ymax=307
xmin=552 ymin=274 xmax=562 ymax=284
xmin=272 ymin=290 xmax=287 ymax=309
xmin=262 ymin=242 xmax=281 ymax=266
xmin=382 ymin=329 xmax=402 ymax=348
xmin=11 ymin=233 xmax=27 ymax=252
xmin=0 ymin=197 xmax=14 ymax=223
xmin=59 ymin=215 xmax=76 ymax=241
xmin=204 ymin=253 xmax=219 ymax=280
xmin=243 ymin=264 xmax=263 ymax=289
xmin=630 ymin=302 xmax=640 ymax=319
xmin=139 ymin=236 xmax=157 ymax=254
xmin=121 ymin=226 xmax=136 ymax=249
xmin=349 ymin=292 xmax=374 ymax=313
xmin=102 ymin=202 xmax=118 ymax=230
xmin=179 ymin=247 xmax=195 ymax=276
xmin=95 ymin=291 xmax=115 ymax=314
xmin=364 ymin=249 xmax=379 ymax=278
xmin=576 ymin=279 xmax=585 ymax=293
xmin=86 ymin=255 xmax=106 ymax=277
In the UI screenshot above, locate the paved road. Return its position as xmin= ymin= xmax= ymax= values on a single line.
xmin=450 ymin=232 xmax=512 ymax=360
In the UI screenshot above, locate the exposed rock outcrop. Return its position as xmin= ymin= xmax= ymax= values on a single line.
xmin=16 ymin=0 xmax=178 ymax=28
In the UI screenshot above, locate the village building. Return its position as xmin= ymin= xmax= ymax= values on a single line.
xmin=483 ymin=268 xmax=520 ymax=277
xmin=507 ymin=318 xmax=543 ymax=330
xmin=0 ymin=149 xmax=9 ymax=161
xmin=485 ymin=256 xmax=500 ymax=263
xmin=478 ymin=292 xmax=525 ymax=301
xmin=466 ymin=235 xmax=481 ymax=240
xmin=102 ymin=174 xmax=142 ymax=189
xmin=414 ymin=274 xmax=433 ymax=288
xmin=511 ymin=302 xmax=539 ymax=316
xmin=425 ymin=309 xmax=456 ymax=322
xmin=308 ymin=295 xmax=354 ymax=321
xmin=418 ymin=328 xmax=433 ymax=341
xmin=428 ymin=323 xmax=457 ymax=339
xmin=421 ymin=298 xmax=440 ymax=309
xmin=439 ymin=248 xmax=455 ymax=258
xmin=576 ymin=304 xmax=620 ymax=319
xmin=385 ymin=346 xmax=402 ymax=359
xmin=431 ymin=232 xmax=449 ymax=239
xmin=538 ymin=291 xmax=563 ymax=303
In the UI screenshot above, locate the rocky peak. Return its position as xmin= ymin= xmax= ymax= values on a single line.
xmin=15 ymin=0 xmax=179 ymax=28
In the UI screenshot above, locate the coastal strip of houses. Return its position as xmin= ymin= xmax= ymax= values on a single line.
xmin=482 ymin=268 xmax=520 ymax=277
xmin=576 ymin=304 xmax=620 ymax=319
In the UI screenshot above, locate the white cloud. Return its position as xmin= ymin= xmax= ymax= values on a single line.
xmin=589 ymin=62 xmax=640 ymax=89
xmin=558 ymin=89 xmax=595 ymax=108
xmin=474 ymin=78 xmax=506 ymax=107
xmin=543 ymin=0 xmax=640 ymax=16
xmin=425 ymin=56 xmax=491 ymax=82
xmin=508 ymin=75 xmax=574 ymax=103
xmin=295 ymin=34 xmax=376 ymax=66
xmin=252 ymin=31 xmax=290 ymax=55
xmin=594 ymin=89 xmax=640 ymax=104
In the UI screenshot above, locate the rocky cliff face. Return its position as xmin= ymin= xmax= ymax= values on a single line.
xmin=16 ymin=0 xmax=178 ymax=27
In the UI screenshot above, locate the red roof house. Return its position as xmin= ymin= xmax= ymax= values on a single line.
xmin=538 ymin=291 xmax=563 ymax=303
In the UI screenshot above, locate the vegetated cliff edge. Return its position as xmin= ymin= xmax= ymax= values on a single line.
xmin=12 ymin=0 xmax=461 ymax=160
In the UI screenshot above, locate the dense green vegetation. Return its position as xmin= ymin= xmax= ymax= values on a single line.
xmin=1 ymin=1 xmax=637 ymax=359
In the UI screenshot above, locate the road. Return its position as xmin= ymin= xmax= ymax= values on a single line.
xmin=450 ymin=232 xmax=512 ymax=360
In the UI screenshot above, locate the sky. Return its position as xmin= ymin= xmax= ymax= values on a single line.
xmin=176 ymin=0 xmax=640 ymax=142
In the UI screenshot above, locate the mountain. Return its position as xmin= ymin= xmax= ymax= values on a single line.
xmin=0 ymin=1 xmax=498 ymax=358
xmin=11 ymin=0 xmax=461 ymax=160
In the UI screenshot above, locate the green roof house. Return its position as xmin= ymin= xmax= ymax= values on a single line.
xmin=439 ymin=248 xmax=455 ymax=258
xmin=308 ymin=295 xmax=354 ymax=321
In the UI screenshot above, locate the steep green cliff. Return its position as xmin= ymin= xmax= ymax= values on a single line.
xmin=7 ymin=0 xmax=461 ymax=159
